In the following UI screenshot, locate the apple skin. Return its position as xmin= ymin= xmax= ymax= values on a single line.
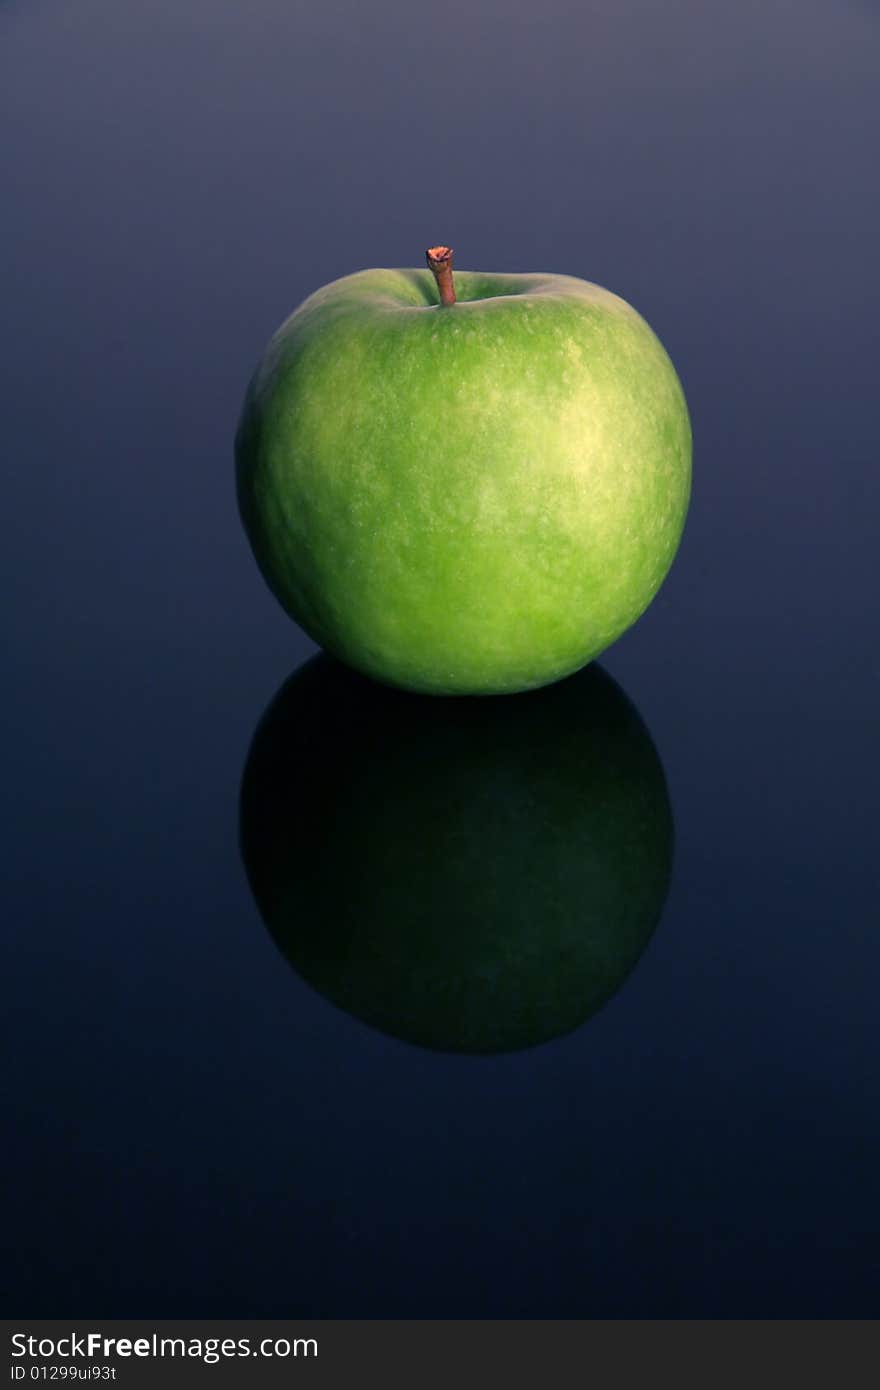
xmin=239 ymin=655 xmax=674 ymax=1054
xmin=236 ymin=268 xmax=691 ymax=695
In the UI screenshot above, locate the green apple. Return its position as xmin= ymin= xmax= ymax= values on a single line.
xmin=239 ymin=655 xmax=674 ymax=1054
xmin=236 ymin=247 xmax=691 ymax=694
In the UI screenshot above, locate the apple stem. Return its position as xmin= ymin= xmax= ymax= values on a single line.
xmin=426 ymin=245 xmax=456 ymax=306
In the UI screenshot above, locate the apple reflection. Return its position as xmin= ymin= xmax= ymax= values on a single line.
xmin=239 ymin=656 xmax=673 ymax=1055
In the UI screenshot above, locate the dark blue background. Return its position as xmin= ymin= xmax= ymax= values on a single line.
xmin=3 ymin=0 xmax=878 ymax=1316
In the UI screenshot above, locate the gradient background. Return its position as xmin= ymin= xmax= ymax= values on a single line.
xmin=3 ymin=0 xmax=878 ymax=1316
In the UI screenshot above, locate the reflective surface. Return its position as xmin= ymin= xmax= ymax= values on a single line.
xmin=241 ymin=658 xmax=673 ymax=1054
xmin=3 ymin=0 xmax=879 ymax=1316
